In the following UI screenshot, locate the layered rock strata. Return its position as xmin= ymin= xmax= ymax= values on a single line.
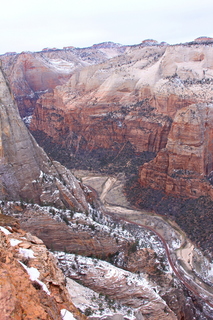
xmin=140 ymin=103 xmax=213 ymax=198
xmin=0 ymin=43 xmax=125 ymax=118
xmin=0 ymin=222 xmax=85 ymax=320
xmin=56 ymin=252 xmax=177 ymax=320
xmin=2 ymin=41 xmax=213 ymax=198
xmin=30 ymin=43 xmax=213 ymax=145
xmin=26 ymin=42 xmax=213 ymax=198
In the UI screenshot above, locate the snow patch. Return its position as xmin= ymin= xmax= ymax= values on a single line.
xmin=43 ymin=58 xmax=75 ymax=73
xmin=19 ymin=261 xmax=50 ymax=295
xmin=0 ymin=226 xmax=11 ymax=235
xmin=39 ymin=170 xmax=44 ymax=179
xmin=19 ymin=248 xmax=35 ymax=259
xmin=61 ymin=309 xmax=77 ymax=320
xmin=10 ymin=238 xmax=22 ymax=246
xmin=23 ymin=115 xmax=32 ymax=126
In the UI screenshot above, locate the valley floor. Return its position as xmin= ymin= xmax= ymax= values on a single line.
xmin=73 ymin=170 xmax=213 ymax=310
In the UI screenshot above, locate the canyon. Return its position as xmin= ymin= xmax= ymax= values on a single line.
xmin=2 ymin=38 xmax=213 ymax=200
xmin=1 ymin=38 xmax=213 ymax=319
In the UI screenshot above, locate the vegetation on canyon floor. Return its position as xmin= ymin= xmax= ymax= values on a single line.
xmin=125 ymin=175 xmax=213 ymax=258
xmin=33 ymin=125 xmax=213 ymax=258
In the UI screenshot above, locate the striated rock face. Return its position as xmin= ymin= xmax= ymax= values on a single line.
xmin=0 ymin=222 xmax=85 ymax=320
xmin=27 ymin=44 xmax=213 ymax=171
xmin=3 ymin=41 xmax=213 ymax=198
xmin=0 ymin=65 xmax=88 ymax=211
xmin=29 ymin=45 xmax=172 ymax=156
xmin=23 ymin=42 xmax=213 ymax=199
xmin=140 ymin=103 xmax=213 ymax=198
xmin=13 ymin=205 xmax=127 ymax=257
xmin=56 ymin=252 xmax=178 ymax=320
xmin=0 ymin=44 xmax=125 ymax=118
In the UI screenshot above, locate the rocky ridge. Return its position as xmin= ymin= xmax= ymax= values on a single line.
xmin=1 ymin=199 xmax=207 ymax=320
xmin=0 ymin=217 xmax=85 ymax=320
xmin=0 ymin=65 xmax=88 ymax=210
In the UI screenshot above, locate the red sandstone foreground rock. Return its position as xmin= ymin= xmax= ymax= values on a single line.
xmin=0 ymin=220 xmax=85 ymax=320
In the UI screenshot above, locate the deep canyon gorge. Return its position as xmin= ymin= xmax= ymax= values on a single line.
xmin=1 ymin=37 xmax=213 ymax=319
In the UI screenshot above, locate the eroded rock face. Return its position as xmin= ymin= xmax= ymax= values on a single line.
xmin=1 ymin=197 xmax=209 ymax=320
xmin=56 ymin=252 xmax=178 ymax=320
xmin=0 ymin=44 xmax=125 ymax=118
xmin=3 ymin=42 xmax=213 ymax=198
xmin=29 ymin=45 xmax=172 ymax=156
xmin=0 ymin=223 xmax=85 ymax=320
xmin=0 ymin=66 xmax=88 ymax=211
xmin=26 ymin=43 xmax=213 ymax=198
xmin=140 ymin=103 xmax=213 ymax=198
xmin=13 ymin=206 xmax=127 ymax=257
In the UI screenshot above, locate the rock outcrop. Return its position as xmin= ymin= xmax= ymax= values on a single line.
xmin=0 ymin=65 xmax=88 ymax=211
xmin=0 ymin=221 xmax=85 ymax=320
xmin=0 ymin=43 xmax=125 ymax=118
xmin=56 ymin=252 xmax=178 ymax=320
xmin=140 ymin=103 xmax=213 ymax=198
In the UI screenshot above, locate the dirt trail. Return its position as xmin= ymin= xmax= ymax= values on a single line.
xmin=100 ymin=177 xmax=117 ymax=203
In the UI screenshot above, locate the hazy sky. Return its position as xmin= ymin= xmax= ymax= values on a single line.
xmin=1 ymin=0 xmax=213 ymax=54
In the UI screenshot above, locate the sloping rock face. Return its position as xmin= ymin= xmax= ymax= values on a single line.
xmin=2 ymin=201 xmax=208 ymax=320
xmin=0 ymin=65 xmax=88 ymax=211
xmin=140 ymin=103 xmax=213 ymax=198
xmin=56 ymin=253 xmax=178 ymax=320
xmin=0 ymin=222 xmax=85 ymax=320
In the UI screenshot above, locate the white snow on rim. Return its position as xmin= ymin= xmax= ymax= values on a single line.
xmin=0 ymin=226 xmax=11 ymax=235
xmin=19 ymin=248 xmax=35 ymax=258
xmin=10 ymin=238 xmax=22 ymax=246
xmin=61 ymin=309 xmax=77 ymax=320
xmin=19 ymin=261 xmax=50 ymax=295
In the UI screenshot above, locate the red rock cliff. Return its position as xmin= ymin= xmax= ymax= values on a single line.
xmin=3 ymin=41 xmax=213 ymax=199
xmin=140 ymin=103 xmax=213 ymax=198
xmin=0 ymin=221 xmax=86 ymax=320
